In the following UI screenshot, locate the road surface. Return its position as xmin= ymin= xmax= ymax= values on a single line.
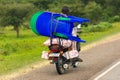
xmin=90 ymin=60 xmax=120 ymax=80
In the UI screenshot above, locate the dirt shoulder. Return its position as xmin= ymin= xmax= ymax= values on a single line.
xmin=0 ymin=33 xmax=120 ymax=80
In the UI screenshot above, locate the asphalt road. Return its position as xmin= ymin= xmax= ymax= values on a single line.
xmin=98 ymin=61 xmax=120 ymax=80
xmin=11 ymin=35 xmax=120 ymax=80
xmin=89 ymin=60 xmax=120 ymax=80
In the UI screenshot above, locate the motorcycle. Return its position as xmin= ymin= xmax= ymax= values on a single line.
xmin=48 ymin=38 xmax=81 ymax=74
xmin=46 ymin=26 xmax=82 ymax=74
xmin=42 ymin=25 xmax=83 ymax=74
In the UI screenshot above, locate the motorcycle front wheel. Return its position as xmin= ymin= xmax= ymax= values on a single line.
xmin=55 ymin=57 xmax=65 ymax=74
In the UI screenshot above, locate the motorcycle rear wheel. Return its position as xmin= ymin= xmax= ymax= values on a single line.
xmin=55 ymin=57 xmax=65 ymax=74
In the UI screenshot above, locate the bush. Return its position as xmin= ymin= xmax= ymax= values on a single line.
xmin=0 ymin=40 xmax=36 ymax=56
xmin=0 ymin=43 xmax=17 ymax=56
xmin=82 ymin=22 xmax=112 ymax=33
xmin=109 ymin=15 xmax=120 ymax=22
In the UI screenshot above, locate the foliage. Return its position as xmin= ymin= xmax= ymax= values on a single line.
xmin=0 ymin=3 xmax=35 ymax=37
xmin=82 ymin=22 xmax=112 ymax=32
xmin=80 ymin=22 xmax=120 ymax=43
xmin=29 ymin=0 xmax=54 ymax=10
xmin=47 ymin=0 xmax=120 ymax=24
xmin=109 ymin=15 xmax=120 ymax=22
xmin=0 ymin=28 xmax=49 ymax=74
xmin=84 ymin=1 xmax=102 ymax=24
xmin=0 ymin=0 xmax=120 ymax=25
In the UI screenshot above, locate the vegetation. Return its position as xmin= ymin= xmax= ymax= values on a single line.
xmin=81 ymin=22 xmax=120 ymax=44
xmin=0 ymin=0 xmax=120 ymax=37
xmin=82 ymin=22 xmax=112 ymax=32
xmin=0 ymin=3 xmax=35 ymax=37
xmin=0 ymin=28 xmax=48 ymax=75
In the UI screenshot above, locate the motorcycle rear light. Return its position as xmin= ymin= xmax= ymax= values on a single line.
xmin=53 ymin=57 xmax=58 ymax=61
xmin=50 ymin=44 xmax=59 ymax=52
xmin=51 ymin=50 xmax=58 ymax=53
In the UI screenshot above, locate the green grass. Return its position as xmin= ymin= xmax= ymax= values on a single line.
xmin=80 ymin=22 xmax=120 ymax=45
xmin=0 ymin=22 xmax=120 ymax=75
xmin=0 ymin=28 xmax=48 ymax=75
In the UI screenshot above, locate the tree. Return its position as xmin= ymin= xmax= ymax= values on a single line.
xmin=95 ymin=0 xmax=120 ymax=18
xmin=0 ymin=3 xmax=35 ymax=37
xmin=84 ymin=1 xmax=103 ymax=24
xmin=29 ymin=0 xmax=53 ymax=10
xmin=48 ymin=0 xmax=85 ymax=17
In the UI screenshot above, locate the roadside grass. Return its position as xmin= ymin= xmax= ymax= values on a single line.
xmin=80 ymin=22 xmax=120 ymax=45
xmin=0 ymin=29 xmax=48 ymax=75
xmin=0 ymin=22 xmax=120 ymax=75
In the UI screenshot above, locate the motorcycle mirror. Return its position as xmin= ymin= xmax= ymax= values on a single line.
xmin=77 ymin=24 xmax=81 ymax=29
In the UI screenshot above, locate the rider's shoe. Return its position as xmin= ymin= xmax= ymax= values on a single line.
xmin=73 ymin=57 xmax=83 ymax=62
xmin=77 ymin=58 xmax=83 ymax=62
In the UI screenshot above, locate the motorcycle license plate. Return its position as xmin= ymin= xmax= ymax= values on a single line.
xmin=49 ymin=53 xmax=60 ymax=57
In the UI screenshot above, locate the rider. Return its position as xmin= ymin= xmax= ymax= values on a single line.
xmin=61 ymin=6 xmax=83 ymax=62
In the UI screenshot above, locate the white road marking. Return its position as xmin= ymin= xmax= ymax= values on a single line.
xmin=94 ymin=61 xmax=120 ymax=80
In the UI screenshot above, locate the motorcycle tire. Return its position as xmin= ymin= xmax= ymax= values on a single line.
xmin=76 ymin=35 xmax=81 ymax=52
xmin=72 ymin=58 xmax=80 ymax=68
xmin=55 ymin=57 xmax=65 ymax=74
xmin=73 ymin=62 xmax=77 ymax=68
